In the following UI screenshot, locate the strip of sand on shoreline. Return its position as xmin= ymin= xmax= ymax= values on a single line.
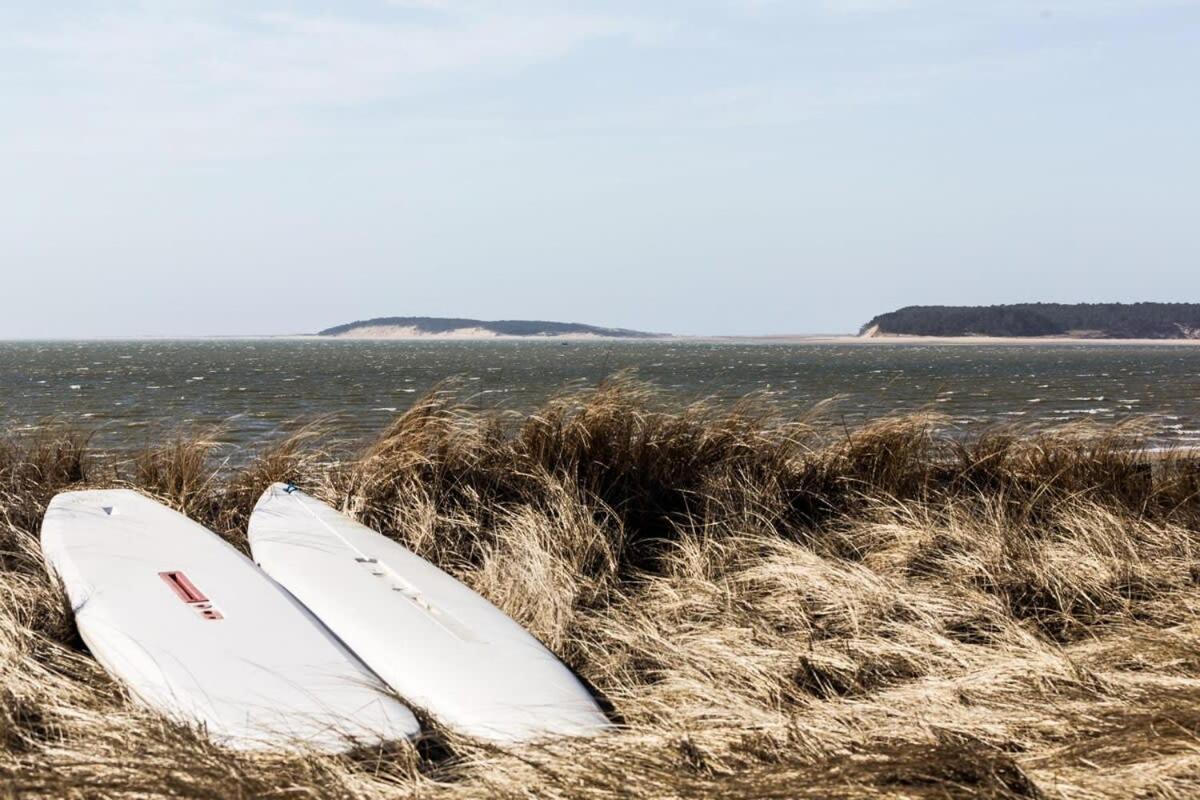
xmin=697 ymin=334 xmax=1200 ymax=346
xmin=38 ymin=332 xmax=1200 ymax=344
xmin=244 ymin=334 xmax=1200 ymax=345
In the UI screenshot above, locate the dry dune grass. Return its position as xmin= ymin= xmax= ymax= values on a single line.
xmin=3 ymin=378 xmax=1200 ymax=798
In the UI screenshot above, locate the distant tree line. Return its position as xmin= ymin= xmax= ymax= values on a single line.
xmin=863 ymin=303 xmax=1200 ymax=339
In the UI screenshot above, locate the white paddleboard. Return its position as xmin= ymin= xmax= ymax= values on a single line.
xmin=40 ymin=489 xmax=420 ymax=751
xmin=249 ymin=483 xmax=611 ymax=743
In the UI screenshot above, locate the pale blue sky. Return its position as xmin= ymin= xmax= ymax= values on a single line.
xmin=2 ymin=1 xmax=1198 ymax=337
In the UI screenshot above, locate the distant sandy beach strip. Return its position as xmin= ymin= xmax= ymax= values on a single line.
xmin=701 ymin=334 xmax=1200 ymax=346
xmin=271 ymin=330 xmax=1200 ymax=345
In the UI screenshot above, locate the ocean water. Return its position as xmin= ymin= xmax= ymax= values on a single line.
xmin=2 ymin=339 xmax=1199 ymax=452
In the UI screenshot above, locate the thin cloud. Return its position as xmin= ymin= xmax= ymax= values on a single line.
xmin=1 ymin=3 xmax=662 ymax=156
xmin=8 ymin=7 xmax=654 ymax=103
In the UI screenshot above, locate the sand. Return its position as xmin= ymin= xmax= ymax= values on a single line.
xmin=305 ymin=328 xmax=1200 ymax=345
xmin=700 ymin=334 xmax=1200 ymax=346
xmin=327 ymin=325 xmax=610 ymax=341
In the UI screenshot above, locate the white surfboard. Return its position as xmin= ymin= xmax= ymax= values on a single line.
xmin=248 ymin=483 xmax=612 ymax=743
xmin=40 ymin=489 xmax=421 ymax=751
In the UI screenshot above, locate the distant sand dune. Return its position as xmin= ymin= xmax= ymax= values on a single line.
xmin=328 ymin=325 xmax=609 ymax=340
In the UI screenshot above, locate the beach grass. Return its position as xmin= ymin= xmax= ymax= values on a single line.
xmin=3 ymin=378 xmax=1200 ymax=798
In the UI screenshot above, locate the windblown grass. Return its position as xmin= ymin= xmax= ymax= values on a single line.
xmin=3 ymin=378 xmax=1200 ymax=798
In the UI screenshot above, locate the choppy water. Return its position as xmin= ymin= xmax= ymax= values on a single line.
xmin=2 ymin=340 xmax=1199 ymax=452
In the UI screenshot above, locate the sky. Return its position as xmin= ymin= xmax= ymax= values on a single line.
xmin=2 ymin=1 xmax=1198 ymax=337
